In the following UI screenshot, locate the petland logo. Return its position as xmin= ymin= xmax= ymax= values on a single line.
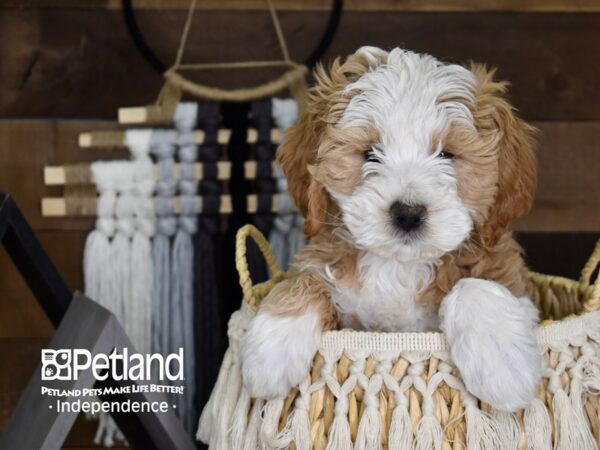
xmin=41 ymin=348 xmax=184 ymax=382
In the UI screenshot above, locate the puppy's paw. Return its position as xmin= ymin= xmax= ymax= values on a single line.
xmin=440 ymin=278 xmax=542 ymax=412
xmin=240 ymin=308 xmax=321 ymax=399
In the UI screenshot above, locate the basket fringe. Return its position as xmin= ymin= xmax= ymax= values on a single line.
xmin=388 ymin=401 xmax=413 ymax=450
xmin=355 ymin=373 xmax=383 ymax=450
xmin=413 ymin=415 xmax=443 ymax=450
xmin=355 ymin=404 xmax=381 ymax=450
xmin=552 ymin=389 xmax=596 ymax=450
xmin=195 ymin=272 xmax=600 ymax=450
xmin=326 ymin=414 xmax=353 ymax=450
xmin=231 ymin=388 xmax=251 ymax=449
xmin=243 ymin=399 xmax=263 ymax=450
xmin=491 ymin=409 xmax=520 ymax=449
xmin=464 ymin=404 xmax=502 ymax=450
xmin=261 ymin=398 xmax=290 ymax=449
xmin=289 ymin=406 xmax=310 ymax=450
xmin=524 ymin=397 xmax=552 ymax=450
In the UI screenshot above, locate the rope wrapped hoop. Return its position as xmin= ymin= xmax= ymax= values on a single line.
xmin=164 ymin=64 xmax=308 ymax=103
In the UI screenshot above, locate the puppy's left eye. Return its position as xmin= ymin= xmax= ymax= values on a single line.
xmin=364 ymin=147 xmax=381 ymax=163
xmin=438 ymin=149 xmax=455 ymax=159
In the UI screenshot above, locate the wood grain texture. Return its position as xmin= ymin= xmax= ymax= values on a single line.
xmin=0 ymin=338 xmax=49 ymax=433
xmin=0 ymin=230 xmax=87 ymax=338
xmin=2 ymin=9 xmax=600 ymax=119
xmin=3 ymin=0 xmax=600 ymax=12
xmin=516 ymin=122 xmax=600 ymax=232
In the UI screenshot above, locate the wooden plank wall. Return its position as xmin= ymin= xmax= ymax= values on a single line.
xmin=0 ymin=2 xmax=599 ymax=448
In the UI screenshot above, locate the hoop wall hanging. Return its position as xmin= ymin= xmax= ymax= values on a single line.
xmin=121 ymin=0 xmax=343 ymax=123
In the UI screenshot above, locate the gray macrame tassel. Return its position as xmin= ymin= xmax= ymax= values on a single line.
xmin=150 ymin=130 xmax=178 ymax=384
xmin=270 ymin=98 xmax=304 ymax=270
xmin=126 ymin=129 xmax=155 ymax=355
xmin=172 ymin=102 xmax=199 ymax=433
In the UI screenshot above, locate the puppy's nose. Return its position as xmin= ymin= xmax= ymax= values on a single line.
xmin=389 ymin=201 xmax=427 ymax=232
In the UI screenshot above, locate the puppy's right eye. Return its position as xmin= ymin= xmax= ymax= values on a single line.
xmin=364 ymin=148 xmax=381 ymax=163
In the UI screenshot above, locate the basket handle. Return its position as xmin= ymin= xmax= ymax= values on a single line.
xmin=581 ymin=239 xmax=600 ymax=312
xmin=236 ymin=224 xmax=284 ymax=308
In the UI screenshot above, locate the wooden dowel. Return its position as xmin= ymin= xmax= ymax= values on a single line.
xmin=41 ymin=195 xmax=234 ymax=217
xmin=246 ymin=194 xmax=294 ymax=213
xmin=118 ymin=107 xmax=149 ymax=124
xmin=78 ymin=128 xmax=281 ymax=148
xmin=44 ymin=162 xmax=232 ymax=186
xmin=244 ymin=161 xmax=279 ymax=179
xmin=41 ymin=194 xmax=297 ymax=217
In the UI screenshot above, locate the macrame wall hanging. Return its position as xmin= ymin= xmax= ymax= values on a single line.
xmin=41 ymin=0 xmax=342 ymax=447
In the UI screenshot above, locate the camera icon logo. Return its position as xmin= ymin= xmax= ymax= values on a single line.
xmin=41 ymin=349 xmax=72 ymax=380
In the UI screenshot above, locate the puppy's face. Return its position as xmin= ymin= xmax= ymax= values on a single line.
xmin=279 ymin=47 xmax=536 ymax=261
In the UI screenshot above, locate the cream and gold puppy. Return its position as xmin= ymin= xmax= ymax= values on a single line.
xmin=241 ymin=47 xmax=542 ymax=412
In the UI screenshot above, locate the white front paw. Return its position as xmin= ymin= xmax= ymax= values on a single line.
xmin=240 ymin=308 xmax=321 ymax=399
xmin=440 ymin=278 xmax=542 ymax=412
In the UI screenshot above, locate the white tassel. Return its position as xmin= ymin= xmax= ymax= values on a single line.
xmin=84 ymin=226 xmax=113 ymax=307
xmin=413 ymin=415 xmax=443 ymax=450
xmin=388 ymin=402 xmax=413 ymax=450
xmin=552 ymin=389 xmax=596 ymax=450
xmin=326 ymin=413 xmax=353 ymax=450
xmin=490 ymin=409 xmax=519 ymax=449
xmin=85 ymin=163 xmax=117 ymax=310
xmin=289 ymin=404 xmax=311 ymax=450
xmin=197 ymin=382 xmax=218 ymax=443
xmin=261 ymin=398 xmax=288 ymax=448
xmin=355 ymin=406 xmax=381 ymax=450
xmin=231 ymin=388 xmax=252 ymax=449
xmin=93 ymin=413 xmax=124 ymax=448
xmin=198 ymin=307 xmax=252 ymax=443
xmin=524 ymin=398 xmax=552 ymax=450
xmin=243 ymin=399 xmax=264 ymax=450
xmin=464 ymin=405 xmax=502 ymax=450
xmin=85 ymin=163 xmax=121 ymax=449
xmin=216 ymin=358 xmax=242 ymax=445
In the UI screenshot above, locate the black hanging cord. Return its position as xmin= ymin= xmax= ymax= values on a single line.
xmin=304 ymin=0 xmax=343 ymax=70
xmin=122 ymin=0 xmax=167 ymax=73
xmin=121 ymin=0 xmax=343 ymax=74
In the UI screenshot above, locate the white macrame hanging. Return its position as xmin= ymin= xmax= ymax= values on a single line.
xmin=84 ymin=162 xmax=117 ymax=313
xmin=84 ymin=134 xmax=157 ymax=447
xmin=84 ymin=161 xmax=126 ymax=448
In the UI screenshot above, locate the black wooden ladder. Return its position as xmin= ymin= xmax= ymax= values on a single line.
xmin=0 ymin=193 xmax=196 ymax=450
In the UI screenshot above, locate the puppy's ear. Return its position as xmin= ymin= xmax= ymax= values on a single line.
xmin=471 ymin=64 xmax=537 ymax=246
xmin=278 ymin=48 xmax=387 ymax=239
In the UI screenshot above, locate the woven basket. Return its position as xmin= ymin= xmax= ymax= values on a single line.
xmin=197 ymin=225 xmax=600 ymax=450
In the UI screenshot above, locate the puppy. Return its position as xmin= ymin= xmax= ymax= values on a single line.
xmin=241 ymin=47 xmax=542 ymax=412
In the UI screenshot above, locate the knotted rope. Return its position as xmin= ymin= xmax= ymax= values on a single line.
xmin=150 ymin=129 xmax=178 ymax=384
xmin=171 ymin=102 xmax=199 ymax=432
xmin=125 ymin=129 xmax=155 ymax=355
xmin=269 ymin=97 xmax=304 ymax=270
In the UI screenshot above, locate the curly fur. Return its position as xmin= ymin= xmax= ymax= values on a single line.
xmin=241 ymin=46 xmax=542 ymax=412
